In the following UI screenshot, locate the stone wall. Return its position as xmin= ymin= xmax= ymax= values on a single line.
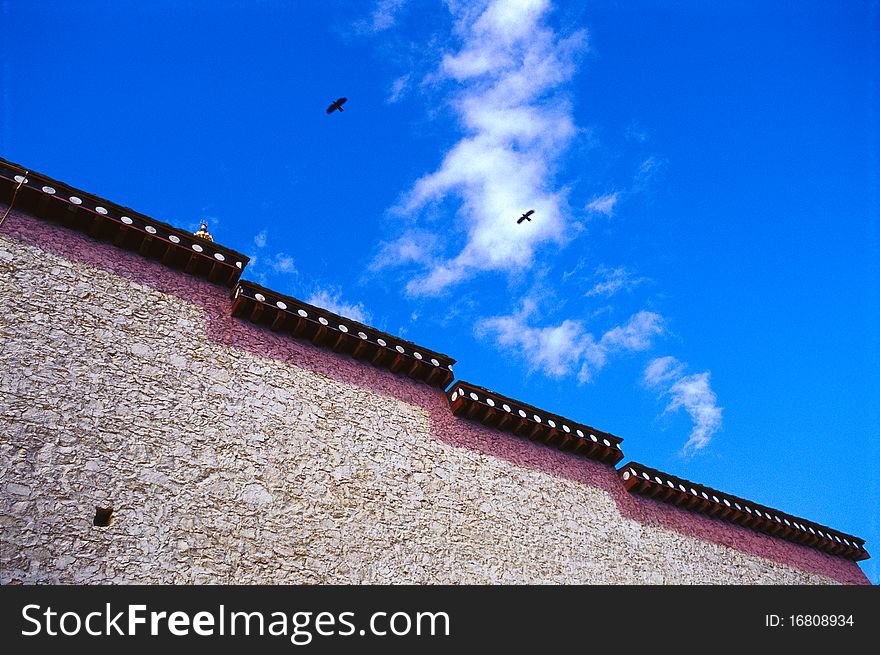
xmin=0 ymin=208 xmax=868 ymax=584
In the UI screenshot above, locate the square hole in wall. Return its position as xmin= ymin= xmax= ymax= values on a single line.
xmin=93 ymin=507 xmax=113 ymax=527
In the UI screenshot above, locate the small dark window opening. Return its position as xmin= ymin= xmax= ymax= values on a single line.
xmin=93 ymin=507 xmax=113 ymax=527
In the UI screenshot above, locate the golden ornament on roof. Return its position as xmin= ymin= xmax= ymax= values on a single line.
xmin=193 ymin=221 xmax=213 ymax=242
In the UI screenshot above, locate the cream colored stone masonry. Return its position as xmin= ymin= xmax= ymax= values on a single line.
xmin=0 ymin=232 xmax=854 ymax=583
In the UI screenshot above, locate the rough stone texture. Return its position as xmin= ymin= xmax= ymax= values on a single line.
xmin=0 ymin=208 xmax=869 ymax=584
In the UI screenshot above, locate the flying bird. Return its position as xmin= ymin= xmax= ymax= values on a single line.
xmin=326 ymin=97 xmax=347 ymax=114
xmin=517 ymin=210 xmax=535 ymax=224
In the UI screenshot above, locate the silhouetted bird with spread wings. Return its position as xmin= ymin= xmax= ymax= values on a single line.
xmin=326 ymin=97 xmax=347 ymax=114
xmin=517 ymin=209 xmax=535 ymax=224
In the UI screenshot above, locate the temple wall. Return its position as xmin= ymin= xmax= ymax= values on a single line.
xmin=0 ymin=209 xmax=868 ymax=584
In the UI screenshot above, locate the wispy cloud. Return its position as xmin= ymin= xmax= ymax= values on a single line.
xmin=476 ymin=299 xmax=585 ymax=377
xmin=271 ymin=253 xmax=296 ymax=274
xmin=356 ymin=0 xmax=408 ymax=34
xmin=369 ymin=231 xmax=438 ymax=271
xmin=633 ymin=155 xmax=666 ymax=192
xmin=585 ymin=265 xmax=645 ymax=298
xmin=643 ymin=355 xmax=686 ymax=387
xmin=389 ymin=0 xmax=587 ymax=296
xmin=306 ymin=289 xmax=370 ymax=324
xmin=578 ymin=310 xmax=664 ymax=382
xmin=644 ymin=356 xmax=723 ymax=455
xmin=638 ymin=156 xmax=659 ymax=175
xmin=585 ymin=191 xmax=618 ymax=217
xmin=243 ymin=227 xmax=271 ymax=284
xmin=387 ymin=73 xmax=412 ymax=104
xmin=477 ymin=299 xmax=663 ymax=382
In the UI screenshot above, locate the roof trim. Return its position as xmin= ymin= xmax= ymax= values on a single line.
xmin=232 ymin=280 xmax=456 ymax=388
xmin=0 ymin=157 xmax=249 ymax=287
xmin=447 ymin=380 xmax=624 ymax=465
xmin=619 ymin=461 xmax=869 ymax=561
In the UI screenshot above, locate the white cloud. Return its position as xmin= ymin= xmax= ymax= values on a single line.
xmin=577 ymin=310 xmax=664 ymax=382
xmin=585 ymin=265 xmax=644 ymax=298
xmin=358 ymin=0 xmax=407 ymax=33
xmin=253 ymin=230 xmax=267 ymax=249
xmin=599 ymin=310 xmax=663 ymax=351
xmin=477 ymin=300 xmax=663 ymax=382
xmin=669 ymin=373 xmax=722 ymax=454
xmin=561 ymin=258 xmax=588 ymax=282
xmin=586 ymin=192 xmax=618 ymax=216
xmin=306 ymin=289 xmax=370 ymax=324
xmin=639 ymin=156 xmax=658 ymax=174
xmin=643 ymin=355 xmax=685 ymax=387
xmin=634 ymin=155 xmax=666 ymax=188
xmin=271 ymin=253 xmax=296 ymax=273
xmin=369 ymin=231 xmax=437 ymax=271
xmin=477 ymin=299 xmax=587 ymax=377
xmin=387 ymin=74 xmax=411 ymax=104
xmin=391 ymin=0 xmax=587 ymax=295
xmin=643 ymin=356 xmax=723 ymax=455
xmin=407 ymin=261 xmax=470 ymax=296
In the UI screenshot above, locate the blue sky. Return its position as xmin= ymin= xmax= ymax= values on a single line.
xmin=1 ymin=0 xmax=877 ymax=582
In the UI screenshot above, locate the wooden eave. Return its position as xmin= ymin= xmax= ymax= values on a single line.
xmin=0 ymin=158 xmax=249 ymax=287
xmin=447 ymin=380 xmax=624 ymax=465
xmin=619 ymin=461 xmax=869 ymax=561
xmin=232 ymin=280 xmax=456 ymax=388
